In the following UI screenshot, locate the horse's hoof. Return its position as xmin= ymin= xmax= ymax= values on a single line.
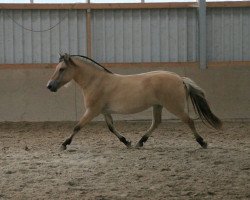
xmin=135 ymin=142 xmax=143 ymax=148
xmin=201 ymin=142 xmax=208 ymax=149
xmin=60 ymin=144 xmax=67 ymax=151
xmin=126 ymin=140 xmax=132 ymax=148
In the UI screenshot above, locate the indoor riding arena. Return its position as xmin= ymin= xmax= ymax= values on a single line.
xmin=0 ymin=1 xmax=249 ymax=200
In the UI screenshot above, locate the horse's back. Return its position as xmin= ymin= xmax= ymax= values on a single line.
xmin=122 ymin=70 xmax=184 ymax=92
xmin=116 ymin=70 xmax=182 ymax=86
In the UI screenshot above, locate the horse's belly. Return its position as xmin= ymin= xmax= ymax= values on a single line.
xmin=104 ymin=94 xmax=158 ymax=114
xmin=105 ymin=103 xmax=152 ymax=114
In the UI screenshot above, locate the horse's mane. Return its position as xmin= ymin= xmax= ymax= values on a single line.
xmin=70 ymin=55 xmax=113 ymax=74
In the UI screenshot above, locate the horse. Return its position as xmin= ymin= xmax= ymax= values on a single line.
xmin=47 ymin=53 xmax=222 ymax=150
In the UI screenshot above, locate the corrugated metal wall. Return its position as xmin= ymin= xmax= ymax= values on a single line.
xmin=0 ymin=9 xmax=86 ymax=64
xmin=92 ymin=9 xmax=198 ymax=63
xmin=207 ymin=7 xmax=250 ymax=61
xmin=0 ymin=7 xmax=250 ymax=64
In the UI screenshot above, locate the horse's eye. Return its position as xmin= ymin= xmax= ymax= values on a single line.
xmin=59 ymin=68 xmax=65 ymax=73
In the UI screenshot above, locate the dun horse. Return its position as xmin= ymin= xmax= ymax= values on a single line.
xmin=47 ymin=53 xmax=222 ymax=150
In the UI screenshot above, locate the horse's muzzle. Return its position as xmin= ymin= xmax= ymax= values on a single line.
xmin=47 ymin=80 xmax=58 ymax=92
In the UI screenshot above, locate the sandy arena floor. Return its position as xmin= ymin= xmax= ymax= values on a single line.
xmin=0 ymin=121 xmax=249 ymax=200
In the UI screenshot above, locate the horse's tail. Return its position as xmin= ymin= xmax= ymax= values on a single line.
xmin=182 ymin=77 xmax=222 ymax=130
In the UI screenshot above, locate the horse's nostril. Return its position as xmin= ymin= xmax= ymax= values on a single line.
xmin=47 ymin=80 xmax=58 ymax=92
xmin=47 ymin=84 xmax=52 ymax=89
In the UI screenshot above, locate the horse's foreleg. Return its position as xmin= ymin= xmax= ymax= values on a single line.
xmin=61 ymin=109 xmax=97 ymax=150
xmin=136 ymin=105 xmax=163 ymax=148
xmin=104 ymin=114 xmax=132 ymax=148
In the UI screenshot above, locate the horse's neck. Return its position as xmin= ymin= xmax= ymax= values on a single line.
xmin=73 ymin=62 xmax=108 ymax=91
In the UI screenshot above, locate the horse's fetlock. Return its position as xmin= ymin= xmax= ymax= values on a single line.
xmin=119 ymin=137 xmax=130 ymax=146
xmin=73 ymin=126 xmax=81 ymax=132
xmin=62 ymin=138 xmax=72 ymax=146
xmin=119 ymin=137 xmax=126 ymax=143
xmin=140 ymin=136 xmax=148 ymax=143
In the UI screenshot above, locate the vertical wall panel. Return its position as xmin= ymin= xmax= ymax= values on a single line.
xmin=242 ymin=8 xmax=250 ymax=61
xmin=222 ymin=8 xmax=233 ymax=61
xmin=32 ymin=10 xmax=42 ymax=63
xmin=92 ymin=8 xmax=198 ymax=63
xmin=69 ymin=10 xmax=78 ymax=54
xmin=41 ymin=10 xmax=50 ymax=63
xmin=132 ymin=10 xmax=142 ymax=62
xmin=77 ymin=10 xmax=86 ymax=56
xmin=92 ymin=10 xmax=104 ymax=61
xmin=114 ymin=10 xmax=124 ymax=62
xmin=207 ymin=7 xmax=250 ymax=61
xmin=13 ymin=10 xmax=23 ymax=63
xmin=213 ymin=8 xmax=223 ymax=61
xmin=105 ymin=10 xmax=115 ymax=62
xmin=168 ymin=9 xmax=178 ymax=62
xmin=141 ymin=9 xmax=151 ymax=62
xmin=123 ymin=10 xmax=133 ymax=62
xmin=50 ymin=10 xmax=60 ymax=62
xmin=178 ymin=9 xmax=187 ymax=61
xmin=0 ymin=10 xmax=5 ymax=63
xmin=206 ymin=9 xmax=213 ymax=61
xmin=0 ymin=9 xmax=87 ymax=64
xmin=159 ymin=10 xmax=169 ymax=62
xmin=23 ymin=10 xmax=32 ymax=63
xmin=232 ymin=9 xmax=243 ymax=60
xmin=4 ymin=10 xmax=14 ymax=63
xmin=150 ymin=10 xmax=160 ymax=62
xmin=59 ymin=11 xmax=69 ymax=54
xmin=187 ymin=9 xmax=197 ymax=61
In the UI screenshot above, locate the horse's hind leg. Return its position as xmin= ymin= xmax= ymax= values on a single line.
xmin=104 ymin=114 xmax=132 ymax=148
xmin=179 ymin=113 xmax=207 ymax=148
xmin=135 ymin=105 xmax=163 ymax=148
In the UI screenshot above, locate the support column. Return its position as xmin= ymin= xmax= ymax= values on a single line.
xmin=198 ymin=0 xmax=207 ymax=69
xmin=86 ymin=8 xmax=92 ymax=58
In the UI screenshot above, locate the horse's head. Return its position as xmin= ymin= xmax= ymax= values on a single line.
xmin=47 ymin=53 xmax=76 ymax=92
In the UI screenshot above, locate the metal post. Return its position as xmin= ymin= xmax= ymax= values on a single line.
xmin=198 ymin=0 xmax=207 ymax=69
xmin=86 ymin=8 xmax=92 ymax=58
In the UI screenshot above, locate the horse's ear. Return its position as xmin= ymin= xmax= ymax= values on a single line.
xmin=63 ymin=53 xmax=76 ymax=66
xmin=63 ymin=53 xmax=70 ymax=61
xmin=61 ymin=53 xmax=71 ymax=64
xmin=58 ymin=53 xmax=64 ymax=62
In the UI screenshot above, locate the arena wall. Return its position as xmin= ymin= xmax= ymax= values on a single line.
xmin=0 ymin=65 xmax=249 ymax=122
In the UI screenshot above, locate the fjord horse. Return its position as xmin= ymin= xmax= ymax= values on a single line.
xmin=47 ymin=53 xmax=222 ymax=150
